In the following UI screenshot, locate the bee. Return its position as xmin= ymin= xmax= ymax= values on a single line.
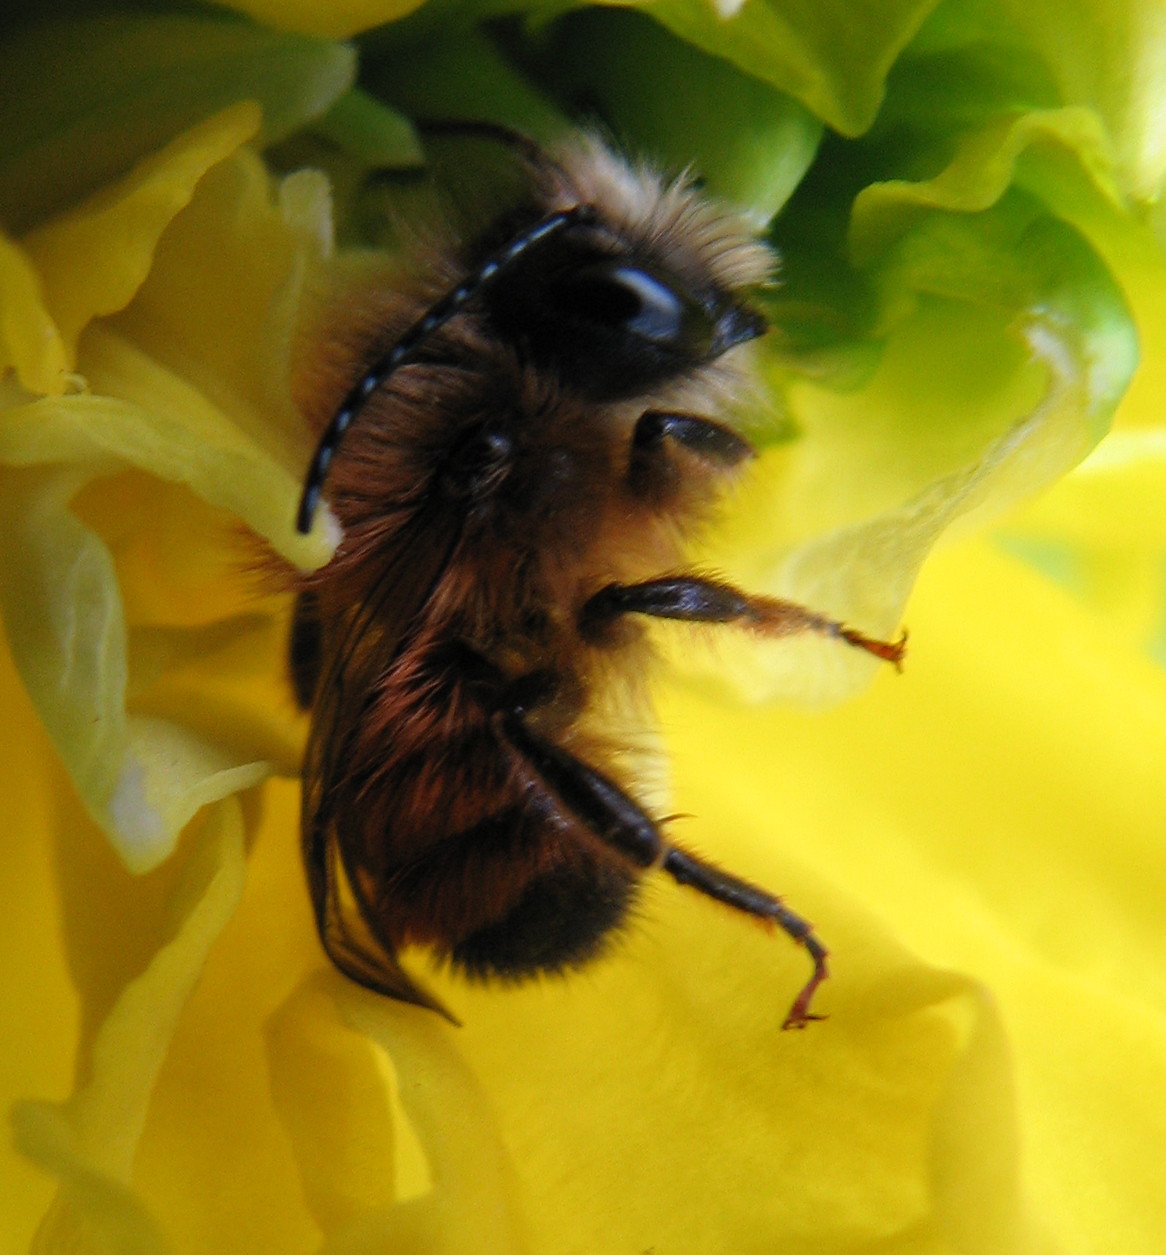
xmin=291 ymin=123 xmax=905 ymax=1029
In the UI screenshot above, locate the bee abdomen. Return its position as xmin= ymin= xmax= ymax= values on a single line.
xmin=449 ymin=852 xmax=638 ymax=980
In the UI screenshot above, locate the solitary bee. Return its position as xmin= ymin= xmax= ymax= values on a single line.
xmin=292 ymin=125 xmax=904 ymax=1028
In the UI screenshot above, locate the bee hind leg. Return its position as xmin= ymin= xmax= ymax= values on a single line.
xmin=661 ymin=847 xmax=829 ymax=1030
xmin=499 ymin=711 xmax=829 ymax=1029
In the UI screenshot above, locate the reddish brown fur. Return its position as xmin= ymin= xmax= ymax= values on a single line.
xmin=300 ymin=318 xmax=743 ymax=936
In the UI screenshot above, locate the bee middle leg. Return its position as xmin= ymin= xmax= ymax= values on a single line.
xmin=499 ymin=711 xmax=828 ymax=1029
xmin=579 ymin=575 xmax=906 ymax=666
xmin=289 ymin=590 xmax=323 ymax=709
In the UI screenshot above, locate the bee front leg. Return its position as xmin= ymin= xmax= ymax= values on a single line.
xmin=631 ymin=410 xmax=756 ymax=466
xmin=579 ymin=575 xmax=906 ymax=667
xmin=499 ymin=711 xmax=829 ymax=1029
xmin=629 ymin=410 xmax=755 ymax=502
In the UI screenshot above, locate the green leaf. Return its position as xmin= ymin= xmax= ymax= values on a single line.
xmin=359 ymin=23 xmax=570 ymax=143
xmin=615 ymin=0 xmax=943 ymax=137
xmin=0 ymin=11 xmax=354 ymax=230
xmin=523 ymin=8 xmax=822 ymax=222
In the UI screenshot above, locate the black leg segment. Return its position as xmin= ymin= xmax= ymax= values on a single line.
xmin=629 ymin=411 xmax=755 ymax=503
xmin=580 ymin=574 xmax=907 ymax=667
xmin=663 ymin=847 xmax=829 ymax=1030
xmin=289 ymin=591 xmax=322 ymax=709
xmin=632 ymin=411 xmax=756 ymax=467
xmin=582 ymin=577 xmax=752 ymax=627
xmin=500 ymin=712 xmax=662 ymax=869
xmin=499 ymin=710 xmax=830 ymax=1028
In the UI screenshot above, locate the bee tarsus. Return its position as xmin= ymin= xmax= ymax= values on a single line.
xmin=504 ymin=711 xmax=833 ymax=1031
xmin=662 ymin=846 xmax=831 ymax=1031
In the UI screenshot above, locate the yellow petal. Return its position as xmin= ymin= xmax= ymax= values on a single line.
xmin=265 ymin=975 xmax=431 ymax=1233
xmin=0 ymin=448 xmax=291 ymax=873
xmin=659 ymin=535 xmax=1166 ymax=1251
xmin=0 ymin=641 xmax=78 ymax=1253
xmin=102 ymin=147 xmax=335 ymax=554
xmin=0 ymin=230 xmax=69 ymax=394
xmin=0 ymin=385 xmax=323 ymax=571
xmin=0 ymin=128 xmax=334 ymax=868
xmin=13 ymin=796 xmax=247 ymax=1252
xmin=22 ymin=102 xmax=262 ymax=363
xmin=850 ymin=107 xmax=1121 ymax=264
xmin=0 ymin=465 xmax=133 ymax=847
xmin=118 ymin=778 xmax=325 ymax=1252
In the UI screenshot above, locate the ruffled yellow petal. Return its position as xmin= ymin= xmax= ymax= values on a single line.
xmin=97 ymin=149 xmax=334 ymax=526
xmin=0 ymin=646 xmax=77 ymax=1252
xmin=0 ymin=465 xmax=136 ymax=848
xmin=269 ymin=975 xmax=538 ymax=1254
xmin=13 ymin=795 xmax=247 ymax=1253
xmin=0 ymin=107 xmax=334 ymax=870
xmin=656 ymin=535 xmax=1166 ymax=1252
xmin=103 ymin=779 xmax=320 ymax=1254
xmin=4 ymin=5 xmax=1166 ymax=1254
xmin=1002 ymin=0 xmax=1166 ymax=201
xmin=265 ymin=975 xmax=432 ymax=1232
xmin=850 ymin=108 xmax=1121 ymax=262
xmin=0 ymin=231 xmax=70 ymax=394
xmin=22 ymin=103 xmax=262 ymax=363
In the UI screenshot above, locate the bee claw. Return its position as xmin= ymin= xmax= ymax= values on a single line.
xmin=840 ymin=626 xmax=908 ymax=671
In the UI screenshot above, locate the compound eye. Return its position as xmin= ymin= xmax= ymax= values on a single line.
xmin=561 ymin=261 xmax=716 ymax=357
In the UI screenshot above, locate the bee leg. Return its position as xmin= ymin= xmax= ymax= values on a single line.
xmin=632 ymin=410 xmax=756 ymax=467
xmin=289 ymin=590 xmax=322 ymax=709
xmin=660 ymin=848 xmax=829 ymax=1030
xmin=500 ymin=711 xmax=828 ymax=1029
xmin=579 ymin=575 xmax=907 ymax=667
xmin=629 ymin=411 xmax=755 ymax=502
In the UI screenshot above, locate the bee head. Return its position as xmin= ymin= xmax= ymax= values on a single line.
xmin=481 ymin=222 xmax=767 ymax=400
xmin=296 ymin=132 xmax=772 ymax=533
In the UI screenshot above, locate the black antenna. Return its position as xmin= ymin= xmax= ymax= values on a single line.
xmin=296 ymin=204 xmax=594 ymax=534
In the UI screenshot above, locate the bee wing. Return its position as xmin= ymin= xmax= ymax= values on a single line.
xmin=302 ymin=500 xmax=462 ymax=1023
xmin=309 ymin=815 xmax=459 ymax=1023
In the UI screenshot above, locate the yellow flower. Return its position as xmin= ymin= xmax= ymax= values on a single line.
xmin=2 ymin=4 xmax=1165 ymax=1253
